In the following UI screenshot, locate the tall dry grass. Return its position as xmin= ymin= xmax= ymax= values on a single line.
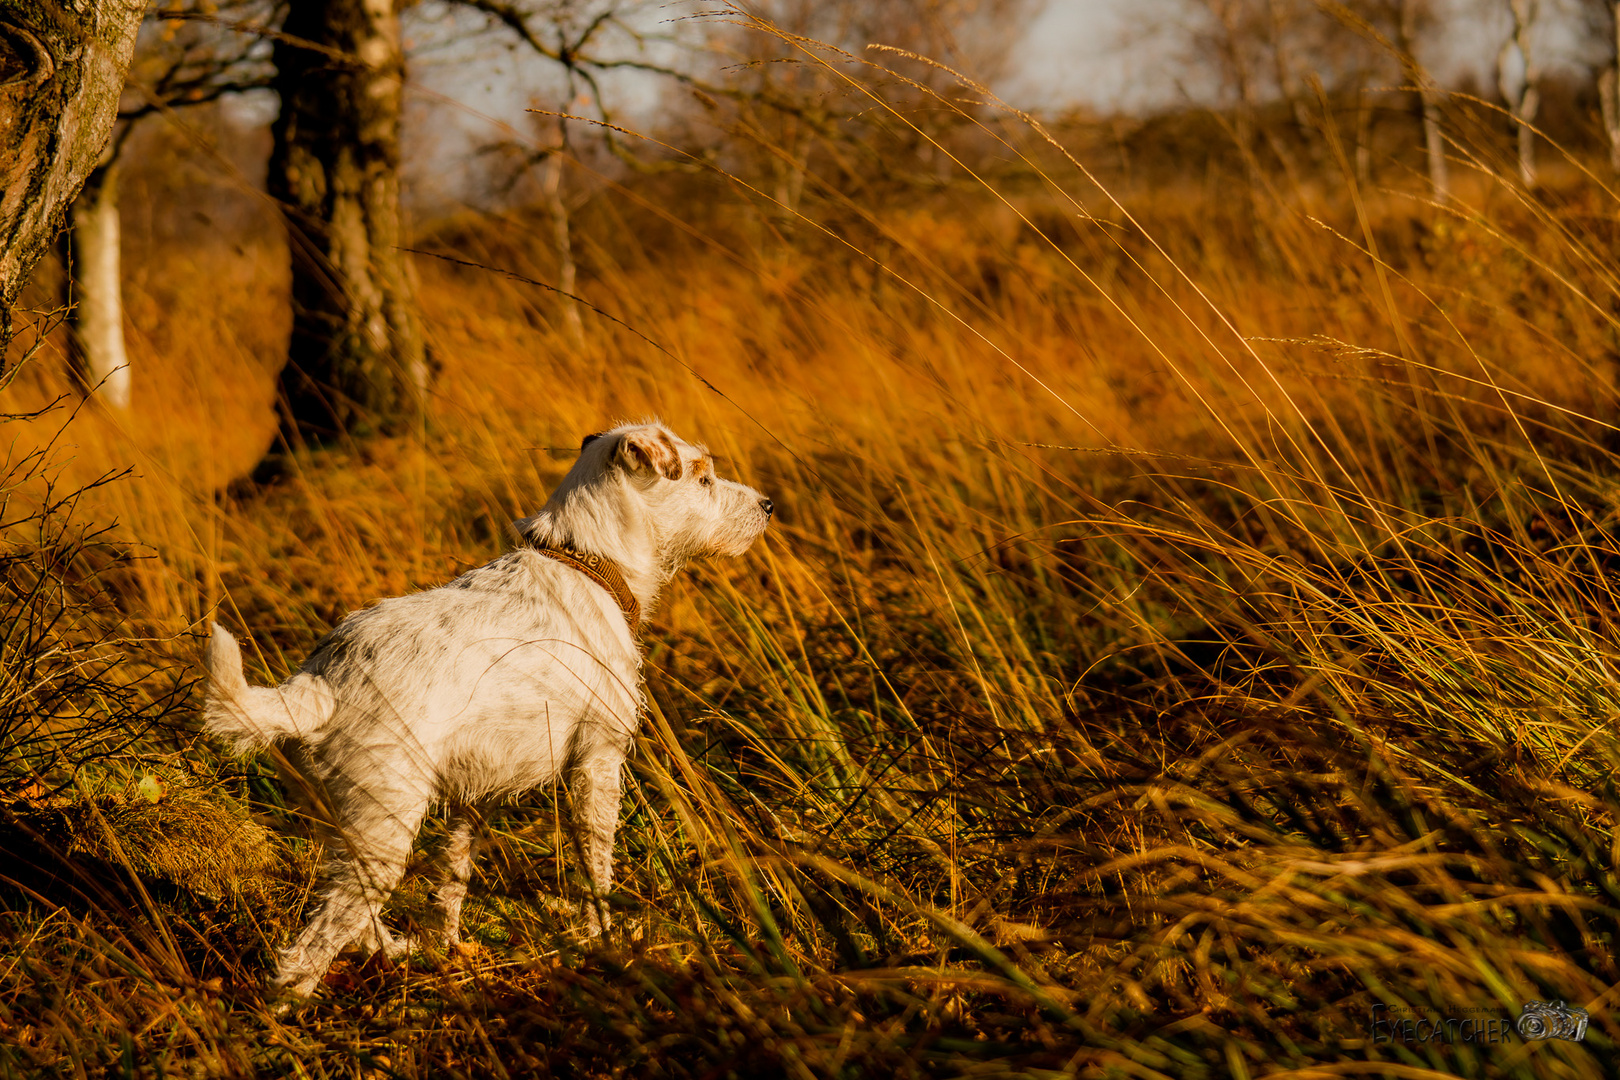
xmin=0 ymin=36 xmax=1617 ymax=1078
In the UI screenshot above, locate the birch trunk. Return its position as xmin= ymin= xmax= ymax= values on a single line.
xmin=1397 ymin=0 xmax=1448 ymax=203
xmin=268 ymin=0 xmax=426 ymax=447
xmin=71 ymin=161 xmax=130 ymax=408
xmin=1420 ymin=88 xmax=1449 ymax=202
xmin=0 ymin=0 xmax=144 ymax=359
xmin=1497 ymin=0 xmax=1539 ymax=188
xmin=1600 ymin=3 xmax=1620 ymax=173
xmin=539 ymin=149 xmax=582 ymax=347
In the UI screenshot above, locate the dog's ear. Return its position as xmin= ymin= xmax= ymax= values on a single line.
xmin=616 ymin=428 xmax=684 ymax=481
xmin=581 ymin=432 xmax=604 ymax=451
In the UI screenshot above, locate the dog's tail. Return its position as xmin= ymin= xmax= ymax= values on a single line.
xmin=203 ymin=622 xmax=336 ymax=754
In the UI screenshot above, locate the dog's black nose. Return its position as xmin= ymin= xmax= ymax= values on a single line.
xmin=760 ymin=498 xmax=774 ymax=517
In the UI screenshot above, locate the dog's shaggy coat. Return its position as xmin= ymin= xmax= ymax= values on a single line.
xmin=204 ymin=422 xmax=772 ymax=997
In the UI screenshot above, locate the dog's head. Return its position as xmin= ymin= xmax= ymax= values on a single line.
xmin=527 ymin=421 xmax=772 ymax=563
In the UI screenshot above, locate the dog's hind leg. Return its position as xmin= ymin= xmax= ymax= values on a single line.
xmin=435 ymin=805 xmax=479 ymax=948
xmin=273 ymin=797 xmax=429 ymax=997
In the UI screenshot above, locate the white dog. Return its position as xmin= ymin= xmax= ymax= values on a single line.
xmin=203 ymin=421 xmax=772 ymax=997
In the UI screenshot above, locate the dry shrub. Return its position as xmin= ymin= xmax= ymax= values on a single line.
xmin=1 ymin=785 xmax=282 ymax=902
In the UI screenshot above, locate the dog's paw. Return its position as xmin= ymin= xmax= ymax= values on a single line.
xmin=357 ymin=922 xmax=415 ymax=962
xmin=266 ymin=975 xmax=319 ymax=1015
xmin=581 ymin=901 xmax=612 ymax=939
xmin=378 ymin=932 xmax=416 ymax=962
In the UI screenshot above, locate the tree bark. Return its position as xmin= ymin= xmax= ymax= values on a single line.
xmin=0 ymin=0 xmax=144 ymax=360
xmin=1419 ymin=88 xmax=1449 ymax=202
xmin=267 ymin=0 xmax=425 ymax=449
xmin=1265 ymin=0 xmax=1314 ymax=144
xmin=538 ymin=144 xmax=582 ymax=348
xmin=1601 ymin=2 xmax=1620 ymax=173
xmin=1497 ymin=0 xmax=1539 ymax=188
xmin=70 ymin=160 xmax=130 ymax=408
xmin=1396 ymin=0 xmax=1448 ymax=203
xmin=1354 ymin=83 xmax=1372 ymax=189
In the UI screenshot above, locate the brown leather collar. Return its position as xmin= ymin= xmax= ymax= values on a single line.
xmin=530 ymin=542 xmax=641 ymax=634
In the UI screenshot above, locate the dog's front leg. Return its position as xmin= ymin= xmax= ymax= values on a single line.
xmin=571 ymin=755 xmax=623 ymax=936
xmin=357 ymin=918 xmax=414 ymax=961
xmin=435 ymin=806 xmax=479 ymax=947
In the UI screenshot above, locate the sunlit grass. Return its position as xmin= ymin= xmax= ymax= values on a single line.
xmin=0 ymin=39 xmax=1617 ymax=1076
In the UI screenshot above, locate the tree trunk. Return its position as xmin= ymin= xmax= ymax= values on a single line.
xmin=267 ymin=0 xmax=425 ymax=449
xmin=1397 ymin=0 xmax=1449 ymax=204
xmin=1497 ymin=0 xmax=1539 ymax=188
xmin=1601 ymin=3 xmax=1620 ymax=174
xmin=1515 ymin=88 xmax=1539 ymax=186
xmin=0 ymin=0 xmax=144 ymax=360
xmin=772 ymin=134 xmax=807 ymax=218
xmin=70 ymin=161 xmax=130 ymax=408
xmin=1419 ymin=88 xmax=1448 ymax=202
xmin=1355 ymin=83 xmax=1372 ymax=190
xmin=539 ymin=148 xmax=583 ymax=348
xmin=1265 ymin=0 xmax=1314 ymax=143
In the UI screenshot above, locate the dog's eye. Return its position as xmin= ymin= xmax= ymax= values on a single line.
xmin=700 ymin=476 xmax=713 ymax=487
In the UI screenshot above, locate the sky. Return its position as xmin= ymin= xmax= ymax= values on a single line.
xmin=390 ymin=1 xmax=1185 ymax=206
xmin=1006 ymin=0 xmax=1602 ymax=112
xmin=360 ymin=0 xmax=1608 ymax=207
xmin=1001 ymin=0 xmax=1194 ymax=111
